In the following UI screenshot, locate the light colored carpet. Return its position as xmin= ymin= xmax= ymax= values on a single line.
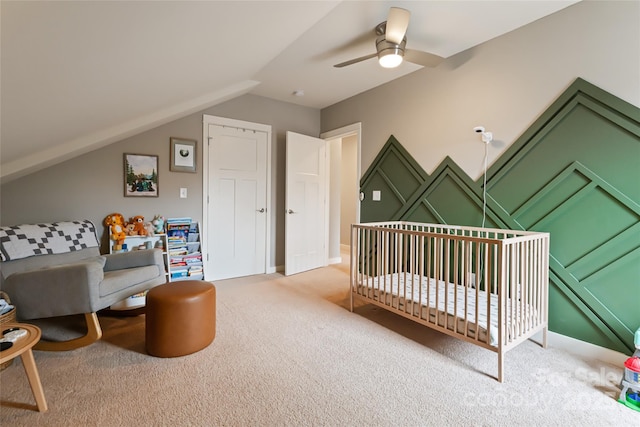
xmin=1 ymin=260 xmax=638 ymax=426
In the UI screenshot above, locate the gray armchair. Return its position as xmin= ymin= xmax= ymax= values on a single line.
xmin=0 ymin=220 xmax=166 ymax=351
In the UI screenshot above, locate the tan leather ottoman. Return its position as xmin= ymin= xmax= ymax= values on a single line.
xmin=145 ymin=281 xmax=216 ymax=357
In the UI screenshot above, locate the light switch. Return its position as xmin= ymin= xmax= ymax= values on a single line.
xmin=372 ymin=190 xmax=381 ymax=201
xmin=180 ymin=188 xmax=188 ymax=198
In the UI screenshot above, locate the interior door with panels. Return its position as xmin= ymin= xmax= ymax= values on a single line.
xmin=285 ymin=131 xmax=328 ymax=276
xmin=207 ymin=122 xmax=268 ymax=280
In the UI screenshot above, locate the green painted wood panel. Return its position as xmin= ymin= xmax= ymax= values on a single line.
xmin=360 ymin=78 xmax=639 ymax=353
xmin=400 ymin=158 xmax=502 ymax=229
xmin=360 ymin=136 xmax=427 ymax=223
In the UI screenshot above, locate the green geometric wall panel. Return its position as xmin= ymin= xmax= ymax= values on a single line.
xmin=400 ymin=158 xmax=503 ymax=229
xmin=360 ymin=78 xmax=640 ymax=353
xmin=360 ymin=135 xmax=427 ymax=223
xmin=548 ymin=279 xmax=630 ymax=354
xmin=360 ymin=172 xmax=406 ymax=222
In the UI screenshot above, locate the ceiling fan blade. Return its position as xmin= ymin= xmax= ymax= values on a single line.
xmin=404 ymin=49 xmax=444 ymax=68
xmin=317 ymin=29 xmax=377 ymax=62
xmin=333 ymin=52 xmax=378 ymax=68
xmin=385 ymin=7 xmax=410 ymax=44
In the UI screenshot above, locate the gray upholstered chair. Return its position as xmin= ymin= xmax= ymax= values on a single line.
xmin=0 ymin=220 xmax=166 ymax=351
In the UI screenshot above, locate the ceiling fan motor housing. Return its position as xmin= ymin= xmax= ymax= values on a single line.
xmin=375 ymin=21 xmax=406 ymax=63
xmin=376 ymin=34 xmax=406 ymax=59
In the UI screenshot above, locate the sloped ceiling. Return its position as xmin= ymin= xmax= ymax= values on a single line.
xmin=0 ymin=0 xmax=579 ymax=182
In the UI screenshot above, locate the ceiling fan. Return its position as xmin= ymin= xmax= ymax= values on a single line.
xmin=334 ymin=7 xmax=443 ymax=69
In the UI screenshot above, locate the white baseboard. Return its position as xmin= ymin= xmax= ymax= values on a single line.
xmin=266 ymin=265 xmax=277 ymax=274
xmin=328 ymin=256 xmax=342 ymax=265
xmin=533 ymin=330 xmax=629 ymax=366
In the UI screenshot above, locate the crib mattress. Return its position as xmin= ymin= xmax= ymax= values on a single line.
xmin=355 ymin=274 xmax=533 ymax=346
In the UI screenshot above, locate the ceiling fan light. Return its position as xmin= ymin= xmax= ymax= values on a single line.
xmin=378 ymin=52 xmax=403 ymax=68
xmin=376 ymin=36 xmax=406 ymax=68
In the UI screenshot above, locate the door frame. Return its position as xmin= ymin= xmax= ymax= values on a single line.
xmin=321 ymin=122 xmax=362 ymax=260
xmin=202 ymin=114 xmax=272 ymax=280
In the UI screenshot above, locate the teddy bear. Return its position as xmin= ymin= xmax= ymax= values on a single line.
xmin=129 ymin=215 xmax=148 ymax=236
xmin=104 ymin=213 xmax=126 ymax=249
xmin=124 ymin=222 xmax=137 ymax=236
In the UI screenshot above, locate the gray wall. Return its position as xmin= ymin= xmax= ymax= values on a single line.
xmin=2 ymin=1 xmax=637 ymax=272
xmin=321 ymin=1 xmax=640 ymax=180
xmin=0 ymin=94 xmax=320 ymax=268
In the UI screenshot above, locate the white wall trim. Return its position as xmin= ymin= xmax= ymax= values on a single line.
xmin=324 ymin=137 xmax=331 ymax=268
xmin=328 ymin=256 xmax=342 ymax=265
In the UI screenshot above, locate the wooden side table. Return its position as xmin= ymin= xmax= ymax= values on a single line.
xmin=0 ymin=323 xmax=48 ymax=412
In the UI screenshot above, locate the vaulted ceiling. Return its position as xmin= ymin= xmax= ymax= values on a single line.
xmin=0 ymin=0 xmax=579 ymax=182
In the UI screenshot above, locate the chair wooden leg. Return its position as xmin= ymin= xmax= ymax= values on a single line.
xmin=34 ymin=312 xmax=103 ymax=351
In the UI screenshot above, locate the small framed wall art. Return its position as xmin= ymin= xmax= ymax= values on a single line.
xmin=124 ymin=153 xmax=159 ymax=197
xmin=170 ymin=137 xmax=197 ymax=173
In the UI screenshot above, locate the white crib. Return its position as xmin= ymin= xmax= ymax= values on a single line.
xmin=350 ymin=221 xmax=550 ymax=382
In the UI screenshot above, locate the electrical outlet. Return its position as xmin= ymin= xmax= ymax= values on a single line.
xmin=180 ymin=188 xmax=188 ymax=198
xmin=372 ymin=190 xmax=381 ymax=201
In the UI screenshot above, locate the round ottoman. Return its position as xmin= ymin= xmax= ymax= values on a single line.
xmin=145 ymin=281 xmax=216 ymax=357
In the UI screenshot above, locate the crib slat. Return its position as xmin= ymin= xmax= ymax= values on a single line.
xmin=418 ymin=234 xmax=424 ymax=320
xmin=497 ymin=242 xmax=506 ymax=380
xmin=444 ymin=237 xmax=450 ymax=332
xmin=426 ymin=232 xmax=432 ymax=325
xmin=350 ymin=225 xmax=355 ymax=312
xmin=475 ymin=241 xmax=481 ymax=343
xmin=380 ymin=228 xmax=385 ymax=300
xmin=484 ymin=242 xmax=491 ymax=346
xmin=463 ymin=240 xmax=470 ymax=339
xmin=524 ymin=240 xmax=531 ymax=333
xmin=435 ymin=237 xmax=441 ymax=328
xmin=377 ymin=228 xmax=382 ymax=301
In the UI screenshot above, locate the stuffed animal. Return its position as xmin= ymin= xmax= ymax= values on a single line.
xmin=152 ymin=215 xmax=165 ymax=234
xmin=124 ymin=223 xmax=137 ymax=236
xmin=104 ymin=213 xmax=126 ymax=249
xmin=129 ymin=215 xmax=147 ymax=236
xmin=145 ymin=222 xmax=155 ymax=237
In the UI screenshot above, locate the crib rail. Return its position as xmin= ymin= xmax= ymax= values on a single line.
xmin=350 ymin=221 xmax=549 ymax=382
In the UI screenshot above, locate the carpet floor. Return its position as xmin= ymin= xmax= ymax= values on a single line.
xmin=1 ymin=260 xmax=638 ymax=426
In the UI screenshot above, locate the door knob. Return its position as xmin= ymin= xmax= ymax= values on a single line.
xmin=257 ymin=208 xmax=265 ymax=213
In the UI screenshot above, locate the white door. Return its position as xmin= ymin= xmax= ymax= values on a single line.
xmin=285 ymin=131 xmax=328 ymax=276
xmin=207 ymin=123 xmax=268 ymax=280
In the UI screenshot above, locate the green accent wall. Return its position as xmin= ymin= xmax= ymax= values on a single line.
xmin=360 ymin=135 xmax=428 ymax=223
xmin=360 ymin=78 xmax=640 ymax=354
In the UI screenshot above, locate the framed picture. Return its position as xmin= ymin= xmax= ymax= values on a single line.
xmin=124 ymin=153 xmax=159 ymax=197
xmin=170 ymin=137 xmax=197 ymax=173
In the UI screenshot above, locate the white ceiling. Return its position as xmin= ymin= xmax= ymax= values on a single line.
xmin=0 ymin=0 xmax=579 ymax=182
